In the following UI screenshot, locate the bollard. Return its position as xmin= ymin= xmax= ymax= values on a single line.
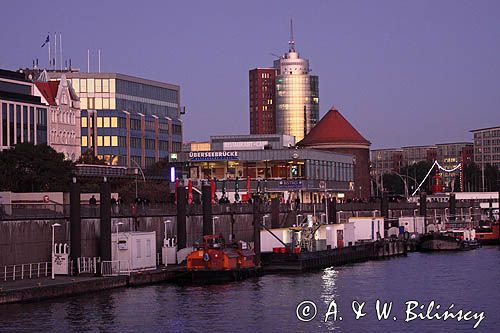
xmin=177 ymin=186 xmax=187 ymax=250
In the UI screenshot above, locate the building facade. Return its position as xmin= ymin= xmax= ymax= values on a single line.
xmin=34 ymin=74 xmax=81 ymax=161
xmin=273 ymin=40 xmax=319 ymax=142
xmin=49 ymin=71 xmax=182 ymax=168
xmin=249 ymin=27 xmax=319 ymax=142
xmin=210 ymin=134 xmax=295 ymax=151
xmin=471 ymin=126 xmax=500 ymax=170
xmin=0 ymin=69 xmax=48 ymax=151
xmin=249 ymin=68 xmax=277 ymax=134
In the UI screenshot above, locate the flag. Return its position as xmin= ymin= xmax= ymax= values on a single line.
xmin=41 ymin=35 xmax=49 ymax=48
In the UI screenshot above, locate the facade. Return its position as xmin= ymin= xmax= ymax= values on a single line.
xmin=471 ymin=126 xmax=500 ymax=170
xmin=249 ymin=68 xmax=277 ymax=134
xmin=0 ymin=69 xmax=48 ymax=151
xmin=370 ymin=148 xmax=403 ymax=178
xmin=34 ymin=74 xmax=81 ymax=161
xmin=298 ymin=107 xmax=371 ymax=199
xmin=436 ymin=142 xmax=473 ymax=191
xmin=173 ymin=148 xmax=354 ymax=203
xmin=273 ymin=39 xmax=319 ymax=142
xmin=210 ymin=134 xmax=295 ymax=151
xmin=49 ymin=71 xmax=182 ymax=168
xmin=249 ymin=27 xmax=319 ymax=142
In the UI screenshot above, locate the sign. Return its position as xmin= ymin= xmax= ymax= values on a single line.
xmin=52 ymin=254 xmax=69 ymax=275
xmin=170 ymin=166 xmax=176 ymax=182
xmin=278 ymin=180 xmax=303 ymax=189
xmin=319 ymin=181 xmax=326 ymax=190
xmin=189 ymin=151 xmax=239 ymax=161
xmin=170 ymin=153 xmax=177 ymax=160
xmin=223 ymin=141 xmax=269 ymax=150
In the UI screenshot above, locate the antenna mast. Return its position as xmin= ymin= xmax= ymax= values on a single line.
xmin=289 ymin=19 xmax=295 ymax=52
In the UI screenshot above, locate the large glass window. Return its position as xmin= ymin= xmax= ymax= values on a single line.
xmin=87 ymin=79 xmax=95 ymax=93
xmin=1 ymin=103 xmax=7 ymax=146
xmin=23 ymin=106 xmax=28 ymax=142
xmin=110 ymin=79 xmax=115 ymax=93
xmin=95 ymin=98 xmax=102 ymax=110
xmin=103 ymin=98 xmax=109 ymax=109
xmin=97 ymin=117 xmax=103 ymax=127
xmin=103 ymin=117 xmax=110 ymax=127
xmin=80 ymin=97 xmax=88 ymax=110
xmin=102 ymin=79 xmax=109 ymax=92
xmin=111 ymin=136 xmax=118 ymax=146
xmin=16 ymin=105 xmax=21 ymax=143
xmin=97 ymin=135 xmax=103 ymax=146
xmin=81 ymin=117 xmax=87 ymax=127
xmin=110 ymin=117 xmax=118 ymax=128
xmin=9 ymin=104 xmax=14 ymax=145
xmin=103 ymin=136 xmax=110 ymax=146
xmin=95 ymin=79 xmax=102 ymax=93
xmin=80 ymin=79 xmax=87 ymax=93
xmin=71 ymin=79 xmax=79 ymax=92
xmin=81 ymin=136 xmax=87 ymax=147
xmin=110 ymin=98 xmax=116 ymax=109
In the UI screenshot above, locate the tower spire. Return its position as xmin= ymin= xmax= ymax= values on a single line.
xmin=289 ymin=19 xmax=295 ymax=52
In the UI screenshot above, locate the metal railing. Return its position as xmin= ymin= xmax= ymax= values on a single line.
xmin=77 ymin=257 xmax=99 ymax=275
xmin=101 ymin=260 xmax=130 ymax=276
xmin=1 ymin=262 xmax=51 ymax=281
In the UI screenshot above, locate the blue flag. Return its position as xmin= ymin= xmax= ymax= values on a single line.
xmin=41 ymin=35 xmax=49 ymax=48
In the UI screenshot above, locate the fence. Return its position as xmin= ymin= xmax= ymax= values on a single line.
xmin=1 ymin=262 xmax=51 ymax=281
xmin=77 ymin=257 xmax=99 ymax=275
xmin=101 ymin=260 xmax=131 ymax=276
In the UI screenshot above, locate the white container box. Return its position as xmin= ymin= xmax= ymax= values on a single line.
xmin=349 ymin=217 xmax=385 ymax=242
xmin=399 ymin=216 xmax=425 ymax=234
xmin=112 ymin=231 xmax=157 ymax=271
xmin=260 ymin=228 xmax=291 ymax=252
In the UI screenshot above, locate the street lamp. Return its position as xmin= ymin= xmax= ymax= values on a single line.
xmin=296 ymin=214 xmax=303 ymax=226
xmin=114 ymin=222 xmax=124 ymax=259
xmin=212 ymin=216 xmax=219 ymax=235
xmin=262 ymin=214 xmax=270 ymax=228
xmin=51 ymin=223 xmax=61 ymax=280
xmin=337 ymin=210 xmax=343 ymax=224
xmin=163 ymin=219 xmax=172 ymax=244
xmin=320 ymin=213 xmax=326 ymax=224
xmin=115 ymin=221 xmax=124 ymax=235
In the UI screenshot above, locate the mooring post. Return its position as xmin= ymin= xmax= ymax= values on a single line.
xmin=202 ymin=183 xmax=213 ymax=235
xmin=253 ymin=201 xmax=261 ymax=267
xmin=419 ymin=192 xmax=427 ymax=233
xmin=70 ymin=178 xmax=81 ymax=262
xmin=99 ymin=179 xmax=112 ymax=263
xmin=176 ymin=185 xmax=187 ymax=250
xmin=329 ymin=198 xmax=337 ymax=224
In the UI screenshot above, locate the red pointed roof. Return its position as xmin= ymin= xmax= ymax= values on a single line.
xmin=298 ymin=107 xmax=370 ymax=147
xmin=35 ymin=81 xmax=60 ymax=106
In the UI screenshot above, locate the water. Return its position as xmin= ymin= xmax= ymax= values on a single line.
xmin=1 ymin=247 xmax=499 ymax=333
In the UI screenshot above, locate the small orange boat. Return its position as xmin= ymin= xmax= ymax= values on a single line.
xmin=186 ymin=234 xmax=258 ymax=284
xmin=475 ymin=223 xmax=500 ymax=245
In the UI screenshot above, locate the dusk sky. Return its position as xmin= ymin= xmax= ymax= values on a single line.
xmin=1 ymin=0 xmax=499 ymax=148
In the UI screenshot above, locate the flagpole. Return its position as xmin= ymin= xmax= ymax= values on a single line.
xmin=54 ymin=32 xmax=57 ymax=69
xmin=48 ymin=33 xmax=51 ymax=68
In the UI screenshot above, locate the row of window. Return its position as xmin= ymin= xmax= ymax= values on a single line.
xmin=82 ymin=116 xmax=119 ymax=128
xmin=80 ymin=97 xmax=116 ymax=110
xmin=82 ymin=135 xmax=118 ymax=147
xmin=51 ymin=109 xmax=77 ymax=125
xmin=1 ymin=102 xmax=47 ymax=147
xmin=71 ymin=78 xmax=116 ymax=94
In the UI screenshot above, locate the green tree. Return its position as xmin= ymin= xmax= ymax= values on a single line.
xmin=0 ymin=143 xmax=75 ymax=192
xmin=77 ymin=148 xmax=106 ymax=165
xmin=400 ymin=160 xmax=435 ymax=194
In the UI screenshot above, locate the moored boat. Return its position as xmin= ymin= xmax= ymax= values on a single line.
xmin=475 ymin=223 xmax=500 ymax=245
xmin=184 ymin=234 xmax=259 ymax=284
xmin=419 ymin=229 xmax=480 ymax=251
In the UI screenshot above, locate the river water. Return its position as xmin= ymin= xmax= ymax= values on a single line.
xmin=1 ymin=247 xmax=499 ymax=333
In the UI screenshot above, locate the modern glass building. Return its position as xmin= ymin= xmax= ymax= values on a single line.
xmin=273 ymin=38 xmax=319 ymax=142
xmin=49 ymin=71 xmax=182 ymax=168
xmin=0 ymin=69 xmax=48 ymax=151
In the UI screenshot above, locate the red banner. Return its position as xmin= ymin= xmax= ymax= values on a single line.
xmin=188 ymin=179 xmax=193 ymax=204
xmin=246 ymin=176 xmax=251 ymax=195
xmin=210 ymin=178 xmax=215 ymax=204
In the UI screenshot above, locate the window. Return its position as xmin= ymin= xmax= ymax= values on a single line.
xmin=80 ymin=79 xmax=87 ymax=93
xmin=110 ymin=98 xmax=116 ymax=109
xmin=103 ymin=136 xmax=110 ymax=146
xmin=146 ymin=240 xmax=151 ymax=257
xmin=95 ymin=79 xmax=102 ymax=93
xmin=103 ymin=117 xmax=110 ymax=127
xmin=102 ymin=79 xmax=109 ymax=92
xmin=80 ymin=97 xmax=88 ymax=110
xmin=87 ymin=79 xmax=94 ymax=93
xmin=110 ymin=79 xmax=116 ymax=93
xmin=111 ymin=117 xmax=118 ymax=127
xmin=97 ymin=117 xmax=103 ymax=127
xmin=81 ymin=117 xmax=87 ymax=127
xmin=71 ymin=79 xmax=79 ymax=92
xmin=88 ymin=98 xmax=95 ymax=110
xmin=111 ymin=136 xmax=118 ymax=146
xmin=136 ymin=239 xmax=141 ymax=258
xmin=103 ymin=98 xmax=109 ymax=109
xmin=97 ymin=136 xmax=103 ymax=146
xmin=95 ymin=98 xmax=102 ymax=110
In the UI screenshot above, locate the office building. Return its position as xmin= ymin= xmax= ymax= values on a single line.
xmin=471 ymin=126 xmax=500 ymax=170
xmin=210 ymin=134 xmax=295 ymax=151
xmin=249 ymin=23 xmax=319 ymax=142
xmin=49 ymin=71 xmax=182 ymax=168
xmin=249 ymin=68 xmax=277 ymax=134
xmin=0 ymin=69 xmax=48 ymax=151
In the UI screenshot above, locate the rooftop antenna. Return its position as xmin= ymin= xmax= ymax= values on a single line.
xmin=87 ymin=49 xmax=90 ymax=73
xmin=289 ymin=19 xmax=295 ymax=52
xmin=270 ymin=52 xmax=281 ymax=59
xmin=98 ymin=49 xmax=101 ymax=73
xmin=54 ymin=32 xmax=57 ymax=69
xmin=59 ymin=33 xmax=62 ymax=71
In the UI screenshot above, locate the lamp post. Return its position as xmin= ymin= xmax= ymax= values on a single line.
xmin=114 ymin=222 xmax=124 ymax=259
xmin=163 ymin=219 xmax=172 ymax=244
xmin=262 ymin=214 xmax=270 ymax=228
xmin=212 ymin=216 xmax=219 ymax=235
xmin=320 ymin=213 xmax=326 ymax=224
xmin=337 ymin=210 xmax=343 ymax=224
xmin=51 ymin=223 xmax=61 ymax=280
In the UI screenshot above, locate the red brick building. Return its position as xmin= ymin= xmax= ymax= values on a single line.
xmin=249 ymin=68 xmax=277 ymax=134
xmin=298 ymin=107 xmax=371 ymax=199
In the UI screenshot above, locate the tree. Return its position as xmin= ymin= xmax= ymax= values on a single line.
xmin=0 ymin=143 xmax=75 ymax=192
xmin=400 ymin=161 xmax=434 ymax=194
xmin=77 ymin=148 xmax=106 ymax=165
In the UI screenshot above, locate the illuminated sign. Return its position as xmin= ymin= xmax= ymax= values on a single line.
xmin=223 ymin=141 xmax=269 ymax=150
xmin=170 ymin=166 xmax=176 ymax=182
xmin=170 ymin=153 xmax=177 ymax=160
xmin=188 ymin=151 xmax=239 ymax=161
xmin=278 ymin=180 xmax=303 ymax=189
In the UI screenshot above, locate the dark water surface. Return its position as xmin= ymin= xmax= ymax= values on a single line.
xmin=1 ymin=247 xmax=499 ymax=333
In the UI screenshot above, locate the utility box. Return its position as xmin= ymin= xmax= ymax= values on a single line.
xmin=162 ymin=238 xmax=177 ymax=265
xmin=349 ymin=217 xmax=385 ymax=242
xmin=318 ymin=223 xmax=356 ymax=249
xmin=112 ymin=231 xmax=157 ymax=271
